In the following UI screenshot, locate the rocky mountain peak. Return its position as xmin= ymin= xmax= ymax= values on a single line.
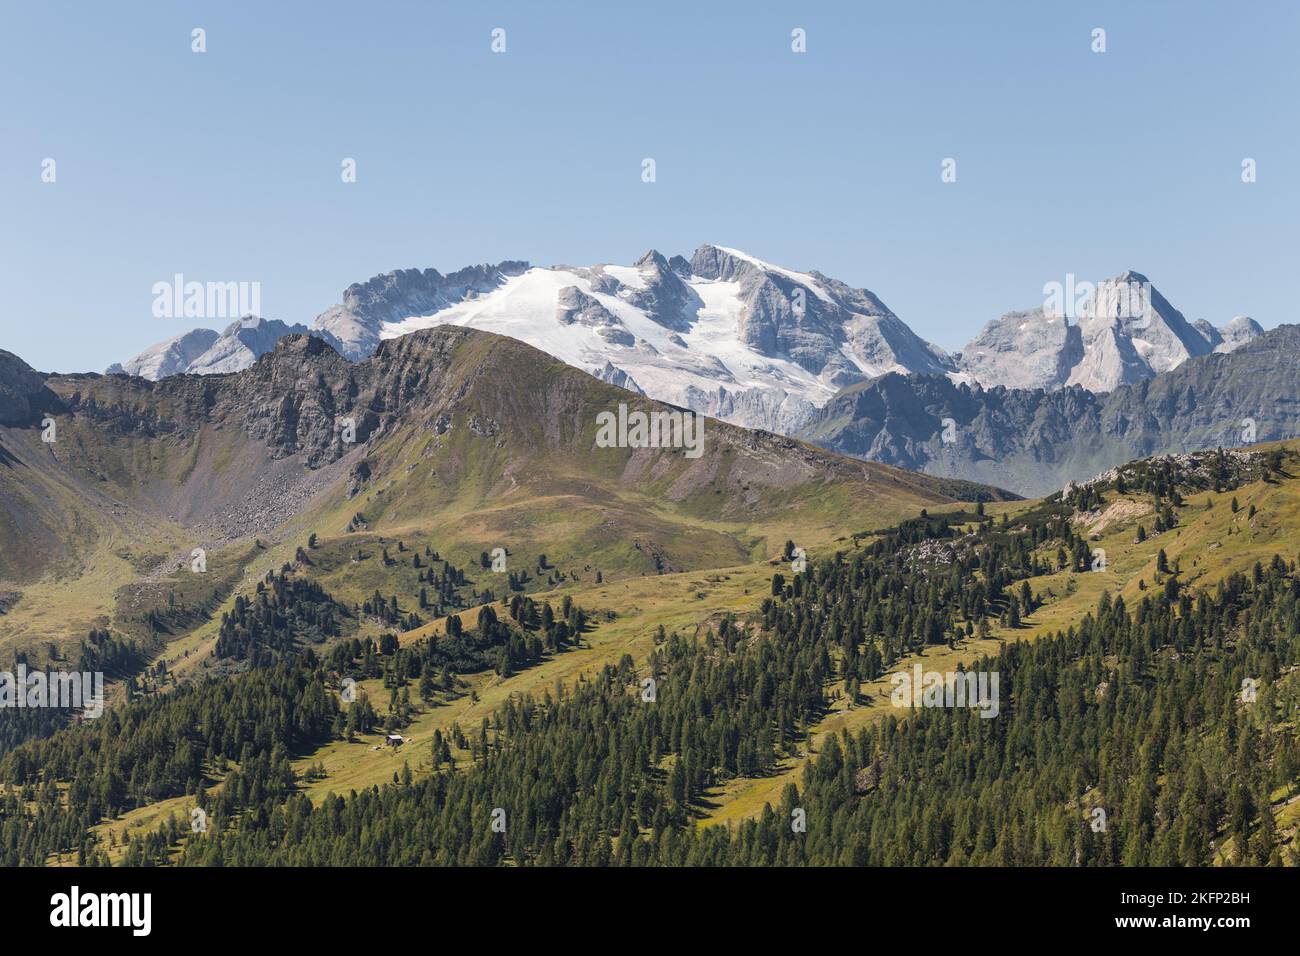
xmin=268 ymin=331 xmax=338 ymax=360
xmin=633 ymin=249 xmax=671 ymax=271
xmin=958 ymin=270 xmax=1258 ymax=394
xmin=688 ymin=244 xmax=759 ymax=282
xmin=1218 ymin=315 xmax=1263 ymax=352
xmin=1193 ymin=319 xmax=1224 ymax=350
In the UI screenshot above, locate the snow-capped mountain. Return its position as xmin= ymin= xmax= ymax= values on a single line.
xmin=313 ymin=251 xmax=1259 ymax=429
xmin=109 ymin=249 xmax=1263 ymax=435
xmin=108 ymin=317 xmax=336 ymax=380
xmin=314 ymin=245 xmax=951 ymax=433
xmin=955 ymin=272 xmax=1261 ymax=393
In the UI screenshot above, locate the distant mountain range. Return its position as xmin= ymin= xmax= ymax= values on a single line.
xmin=106 ymin=317 xmax=343 ymax=379
xmin=801 ymin=324 xmax=1300 ymax=496
xmin=108 ymin=247 xmax=1262 ymax=433
xmin=92 ymin=247 xmax=1289 ymax=495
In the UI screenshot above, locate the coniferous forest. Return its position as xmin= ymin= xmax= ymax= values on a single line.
xmin=2 ymin=455 xmax=1297 ymax=868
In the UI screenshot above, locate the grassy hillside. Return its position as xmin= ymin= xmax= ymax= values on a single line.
xmin=288 ymin=443 xmax=1300 ymax=840
xmin=56 ymin=443 xmax=1300 ymax=866
xmin=2 ymin=328 xmax=1007 ymax=665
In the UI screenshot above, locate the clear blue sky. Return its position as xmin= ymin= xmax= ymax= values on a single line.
xmin=3 ymin=0 xmax=1296 ymax=373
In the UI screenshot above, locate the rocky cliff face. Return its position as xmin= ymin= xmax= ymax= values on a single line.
xmin=75 ymin=329 xmax=489 ymax=470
